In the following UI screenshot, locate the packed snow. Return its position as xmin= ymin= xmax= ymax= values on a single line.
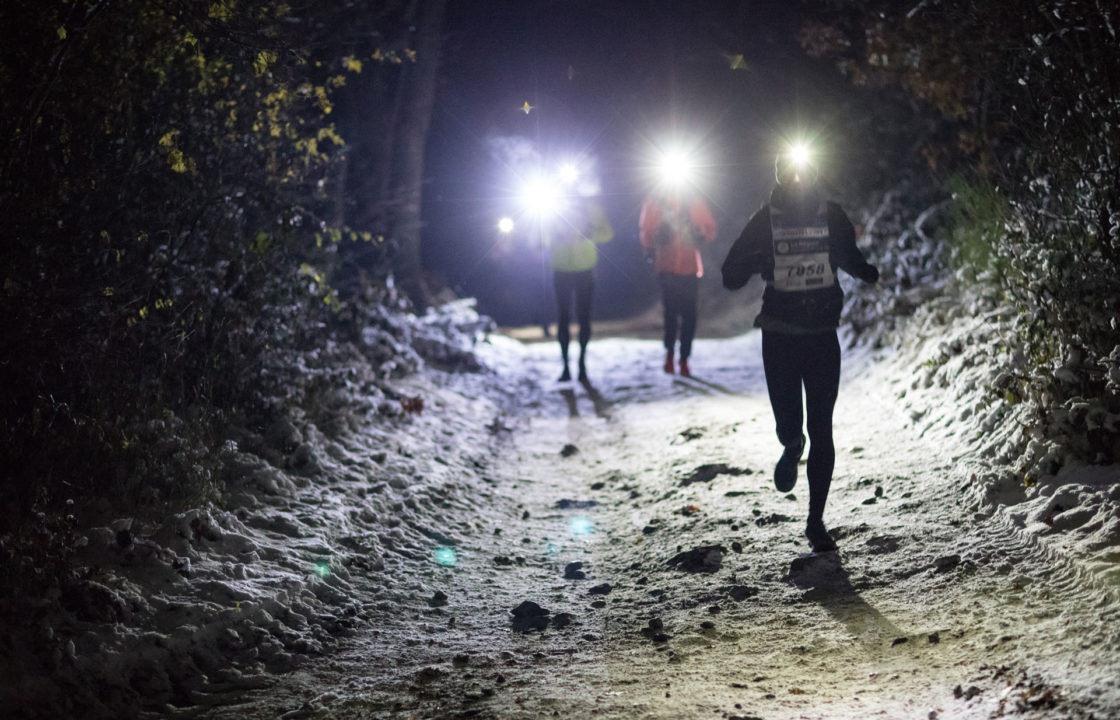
xmin=2 ymin=287 xmax=1118 ymax=719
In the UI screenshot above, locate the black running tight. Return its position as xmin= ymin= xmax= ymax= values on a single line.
xmin=761 ymin=330 xmax=841 ymax=523
xmin=554 ymin=270 xmax=594 ymax=361
xmin=658 ymin=272 xmax=699 ymax=359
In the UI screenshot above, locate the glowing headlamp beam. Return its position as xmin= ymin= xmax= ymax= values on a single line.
xmin=558 ymin=162 xmax=580 ymax=185
xmin=788 ymin=142 xmax=811 ymax=168
xmin=521 ymin=177 xmax=560 ymax=216
xmin=655 ymin=147 xmax=696 ymax=187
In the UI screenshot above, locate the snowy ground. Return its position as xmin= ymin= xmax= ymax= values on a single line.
xmin=5 ymin=301 xmax=1119 ymax=720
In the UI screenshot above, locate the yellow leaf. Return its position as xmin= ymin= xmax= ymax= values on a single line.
xmin=254 ymin=50 xmax=277 ymax=76
xmin=208 ymin=0 xmax=234 ymax=22
xmin=56 ymin=26 xmax=67 ymax=40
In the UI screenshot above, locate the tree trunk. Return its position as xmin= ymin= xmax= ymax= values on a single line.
xmin=391 ymin=0 xmax=446 ymax=309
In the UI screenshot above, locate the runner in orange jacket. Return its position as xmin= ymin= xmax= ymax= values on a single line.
xmin=639 ymin=191 xmax=718 ymax=377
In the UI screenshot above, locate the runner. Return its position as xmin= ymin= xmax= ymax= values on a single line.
xmin=638 ymin=189 xmax=718 ymax=378
xmin=549 ymin=196 xmax=613 ymax=382
xmin=720 ymin=146 xmax=879 ymax=552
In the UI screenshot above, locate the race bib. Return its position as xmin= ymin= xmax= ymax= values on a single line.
xmin=770 ymin=207 xmax=833 ymax=292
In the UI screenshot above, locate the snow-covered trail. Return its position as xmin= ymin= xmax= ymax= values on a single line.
xmin=206 ymin=330 xmax=1120 ymax=720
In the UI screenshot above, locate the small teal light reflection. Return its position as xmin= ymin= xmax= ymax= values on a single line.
xmin=569 ymin=517 xmax=593 ymax=535
xmin=434 ymin=546 xmax=458 ymax=566
xmin=314 ymin=561 xmax=331 ymax=578
xmin=545 ymin=542 xmax=559 ymax=555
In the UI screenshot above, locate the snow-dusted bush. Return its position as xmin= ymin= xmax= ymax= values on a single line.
xmin=943 ymin=160 xmax=1120 ymax=477
xmin=814 ymin=0 xmax=1120 ymax=481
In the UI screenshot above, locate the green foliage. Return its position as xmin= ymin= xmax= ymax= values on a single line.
xmin=0 ymin=1 xmax=354 ymax=527
xmin=804 ymin=0 xmax=1120 ymax=468
xmin=944 ymin=175 xmax=1014 ymax=283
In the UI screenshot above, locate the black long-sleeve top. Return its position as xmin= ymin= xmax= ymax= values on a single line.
xmin=722 ymin=185 xmax=878 ymax=333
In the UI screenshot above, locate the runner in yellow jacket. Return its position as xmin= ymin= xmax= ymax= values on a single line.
xmin=548 ymin=199 xmax=613 ymax=382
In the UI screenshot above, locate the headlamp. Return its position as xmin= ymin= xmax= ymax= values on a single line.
xmin=521 ymin=176 xmax=560 ymax=216
xmin=789 ymin=142 xmax=811 ymax=169
xmin=655 ymin=146 xmax=695 ymax=187
xmin=776 ymin=140 xmax=819 ymax=185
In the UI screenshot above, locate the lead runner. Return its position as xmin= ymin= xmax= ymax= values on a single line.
xmin=720 ymin=143 xmax=880 ymax=554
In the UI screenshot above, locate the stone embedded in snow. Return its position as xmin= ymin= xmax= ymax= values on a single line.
xmin=588 ymin=583 xmax=612 ymax=595
xmin=415 ymin=666 xmax=445 ymax=683
xmin=679 ymin=463 xmax=753 ymax=487
xmin=510 ymin=600 xmax=550 ymax=633
xmin=754 ymin=513 xmax=793 ymax=527
xmin=639 ymin=618 xmax=671 ymax=644
xmin=428 ymin=590 xmax=448 ymax=608
xmin=667 ymin=545 xmax=726 ymax=573
xmin=725 ymin=585 xmax=758 ymax=602
xmin=511 ymin=600 xmax=548 ymax=617
xmin=551 ymin=612 xmax=574 ymax=629
xmin=934 ymin=554 xmax=961 ymax=573
xmin=560 ymin=443 xmax=579 ymax=457
xmin=564 ymin=562 xmax=586 ymax=579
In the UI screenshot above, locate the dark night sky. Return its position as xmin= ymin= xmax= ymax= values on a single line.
xmin=424 ymin=1 xmax=856 ymax=326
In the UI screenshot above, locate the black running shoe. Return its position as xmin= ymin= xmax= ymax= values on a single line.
xmin=805 ymin=519 xmax=837 ymax=553
xmin=773 ymin=434 xmax=805 ymax=492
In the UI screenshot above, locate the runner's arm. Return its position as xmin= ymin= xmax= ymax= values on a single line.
xmin=828 ymin=203 xmax=879 ymax=283
xmin=722 ymin=206 xmax=770 ymax=290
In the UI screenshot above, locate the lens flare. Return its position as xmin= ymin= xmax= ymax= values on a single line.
xmin=497 ymin=216 xmax=514 ymax=234
xmin=789 ymin=142 xmax=811 ymax=168
xmin=522 ymin=177 xmax=559 ymax=216
xmin=569 ymin=516 xmax=593 ymax=535
xmin=434 ymin=546 xmax=458 ymax=566
xmin=656 ymin=147 xmax=695 ymax=187
xmin=558 ymin=161 xmax=580 ymax=185
xmin=313 ymin=561 xmax=330 ymax=578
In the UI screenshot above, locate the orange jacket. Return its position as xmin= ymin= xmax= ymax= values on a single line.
xmin=639 ymin=194 xmax=718 ymax=277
